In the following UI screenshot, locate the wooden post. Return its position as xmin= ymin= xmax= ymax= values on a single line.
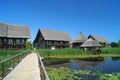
xmin=18 ymin=55 xmax=20 ymax=64
xmin=12 ymin=58 xmax=14 ymax=68
xmin=2 ymin=62 xmax=4 ymax=79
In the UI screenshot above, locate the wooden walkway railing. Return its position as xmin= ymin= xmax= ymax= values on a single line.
xmin=0 ymin=51 xmax=30 ymax=80
xmin=37 ymin=52 xmax=49 ymax=80
xmin=0 ymin=51 xmax=49 ymax=80
xmin=3 ymin=53 xmax=40 ymax=80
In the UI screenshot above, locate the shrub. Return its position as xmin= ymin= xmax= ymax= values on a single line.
xmin=111 ymin=42 xmax=119 ymax=47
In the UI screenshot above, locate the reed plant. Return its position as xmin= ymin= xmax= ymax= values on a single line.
xmin=39 ymin=48 xmax=90 ymax=56
xmin=101 ymin=47 xmax=120 ymax=54
xmin=38 ymin=48 xmax=120 ymax=58
xmin=0 ymin=49 xmax=31 ymax=61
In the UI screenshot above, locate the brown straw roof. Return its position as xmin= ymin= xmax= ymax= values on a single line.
xmin=0 ymin=22 xmax=30 ymax=38
xmin=80 ymin=38 xmax=101 ymax=47
xmin=88 ymin=34 xmax=108 ymax=43
xmin=40 ymin=28 xmax=71 ymax=41
xmin=73 ymin=32 xmax=87 ymax=43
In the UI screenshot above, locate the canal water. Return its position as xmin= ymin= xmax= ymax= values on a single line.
xmin=45 ymin=57 xmax=120 ymax=73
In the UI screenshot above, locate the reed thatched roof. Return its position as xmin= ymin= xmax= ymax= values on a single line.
xmin=80 ymin=38 xmax=101 ymax=47
xmin=7 ymin=25 xmax=30 ymax=38
xmin=40 ymin=28 xmax=71 ymax=41
xmin=0 ymin=22 xmax=30 ymax=38
xmin=0 ymin=22 xmax=7 ymax=37
xmin=88 ymin=34 xmax=108 ymax=43
xmin=73 ymin=32 xmax=87 ymax=43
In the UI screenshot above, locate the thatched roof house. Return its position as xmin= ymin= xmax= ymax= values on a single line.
xmin=40 ymin=28 xmax=71 ymax=41
xmin=88 ymin=34 xmax=108 ymax=46
xmin=72 ymin=32 xmax=87 ymax=48
xmin=80 ymin=38 xmax=101 ymax=48
xmin=73 ymin=32 xmax=87 ymax=43
xmin=0 ymin=22 xmax=30 ymax=50
xmin=33 ymin=28 xmax=71 ymax=49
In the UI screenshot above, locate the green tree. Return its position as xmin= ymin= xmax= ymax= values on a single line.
xmin=99 ymin=42 xmax=105 ymax=47
xmin=26 ymin=41 xmax=32 ymax=49
xmin=118 ymin=39 xmax=120 ymax=47
xmin=111 ymin=42 xmax=118 ymax=47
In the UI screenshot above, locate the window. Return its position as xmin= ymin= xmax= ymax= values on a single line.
xmin=16 ymin=39 xmax=20 ymax=44
xmin=8 ymin=39 xmax=13 ymax=43
xmin=16 ymin=46 xmax=21 ymax=49
xmin=22 ymin=39 xmax=24 ymax=43
xmin=60 ymin=41 xmax=63 ymax=44
xmin=46 ymin=41 xmax=49 ymax=45
xmin=54 ymin=41 xmax=57 ymax=44
xmin=4 ymin=39 xmax=7 ymax=43
xmin=40 ymin=35 xmax=43 ymax=40
xmin=40 ymin=37 xmax=42 ymax=40
xmin=0 ymin=38 xmax=2 ymax=43
xmin=49 ymin=41 xmax=51 ymax=44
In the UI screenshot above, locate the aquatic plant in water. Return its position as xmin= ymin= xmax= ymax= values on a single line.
xmin=46 ymin=67 xmax=120 ymax=80
xmin=46 ymin=67 xmax=97 ymax=80
xmin=99 ymin=73 xmax=120 ymax=80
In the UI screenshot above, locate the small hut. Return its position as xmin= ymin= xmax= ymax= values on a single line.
xmin=72 ymin=32 xmax=87 ymax=48
xmin=80 ymin=38 xmax=101 ymax=53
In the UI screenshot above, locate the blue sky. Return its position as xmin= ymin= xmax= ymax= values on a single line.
xmin=0 ymin=0 xmax=120 ymax=42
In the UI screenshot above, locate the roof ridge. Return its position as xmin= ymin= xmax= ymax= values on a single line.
xmin=40 ymin=28 xmax=64 ymax=33
xmin=74 ymin=32 xmax=87 ymax=41
xmin=8 ymin=24 xmax=28 ymax=27
xmin=0 ymin=22 xmax=7 ymax=24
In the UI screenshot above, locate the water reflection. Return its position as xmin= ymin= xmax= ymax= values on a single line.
xmin=45 ymin=57 xmax=120 ymax=73
xmin=70 ymin=60 xmax=80 ymax=70
xmin=96 ymin=57 xmax=120 ymax=73
xmin=75 ymin=59 xmax=103 ymax=69
xmin=112 ymin=57 xmax=120 ymax=61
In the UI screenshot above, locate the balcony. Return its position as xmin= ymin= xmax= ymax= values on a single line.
xmin=48 ymin=43 xmax=69 ymax=46
xmin=8 ymin=42 xmax=25 ymax=45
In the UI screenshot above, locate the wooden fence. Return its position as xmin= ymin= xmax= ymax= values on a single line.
xmin=37 ymin=52 xmax=49 ymax=80
xmin=0 ymin=51 xmax=30 ymax=80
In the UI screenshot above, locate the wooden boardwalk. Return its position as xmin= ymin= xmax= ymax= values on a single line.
xmin=3 ymin=53 xmax=41 ymax=80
